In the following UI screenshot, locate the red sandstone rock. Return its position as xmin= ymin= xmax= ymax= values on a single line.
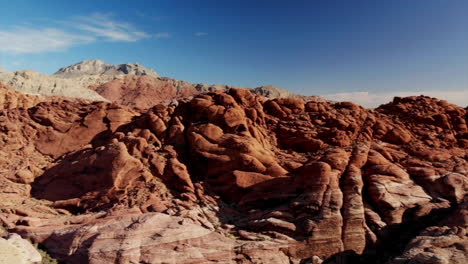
xmin=90 ymin=75 xmax=199 ymax=109
xmin=0 ymin=88 xmax=466 ymax=263
xmin=0 ymin=82 xmax=41 ymax=110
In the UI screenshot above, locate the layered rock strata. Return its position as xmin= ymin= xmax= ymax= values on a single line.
xmin=0 ymin=87 xmax=466 ymax=263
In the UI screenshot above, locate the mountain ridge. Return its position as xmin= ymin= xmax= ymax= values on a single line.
xmin=54 ymin=59 xmax=160 ymax=78
xmin=0 ymin=69 xmax=108 ymax=101
xmin=0 ymin=60 xmax=326 ymax=108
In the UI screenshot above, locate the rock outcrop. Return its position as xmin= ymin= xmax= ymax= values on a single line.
xmin=91 ymin=78 xmax=326 ymax=109
xmin=195 ymin=83 xmax=325 ymax=101
xmin=252 ymin=85 xmax=297 ymax=98
xmin=0 ymin=82 xmax=42 ymax=110
xmin=0 ymin=87 xmax=466 ymax=263
xmin=89 ymin=75 xmax=198 ymax=108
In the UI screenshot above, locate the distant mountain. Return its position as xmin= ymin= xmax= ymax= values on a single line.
xmin=0 ymin=59 xmax=159 ymax=102
xmin=0 ymin=66 xmax=7 ymax=73
xmin=0 ymin=70 xmax=108 ymax=101
xmin=54 ymin=59 xmax=159 ymax=78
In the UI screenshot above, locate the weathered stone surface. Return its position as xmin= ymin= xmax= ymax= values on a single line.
xmin=0 ymin=88 xmax=466 ymax=263
xmin=0 ymin=82 xmax=42 ymax=110
xmin=0 ymin=233 xmax=42 ymax=264
xmin=388 ymin=200 xmax=468 ymax=264
xmin=90 ymin=75 xmax=198 ymax=109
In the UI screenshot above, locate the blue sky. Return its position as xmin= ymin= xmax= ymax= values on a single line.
xmin=1 ymin=0 xmax=468 ymax=106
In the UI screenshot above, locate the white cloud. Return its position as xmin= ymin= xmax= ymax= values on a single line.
xmin=321 ymin=89 xmax=468 ymax=108
xmin=0 ymin=27 xmax=94 ymax=54
xmin=194 ymin=32 xmax=208 ymax=37
xmin=0 ymin=13 xmax=150 ymax=54
xmin=73 ymin=13 xmax=150 ymax=42
xmin=155 ymin=32 xmax=172 ymax=39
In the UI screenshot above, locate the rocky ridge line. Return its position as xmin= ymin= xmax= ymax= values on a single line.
xmin=1 ymin=60 xmax=325 ymax=108
xmin=91 ymin=75 xmax=327 ymax=109
xmin=53 ymin=59 xmax=159 ymax=78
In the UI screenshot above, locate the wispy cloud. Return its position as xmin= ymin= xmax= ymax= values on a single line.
xmin=321 ymin=89 xmax=468 ymax=108
xmin=0 ymin=13 xmax=150 ymax=54
xmin=155 ymin=32 xmax=172 ymax=39
xmin=73 ymin=13 xmax=150 ymax=42
xmin=194 ymin=32 xmax=208 ymax=37
xmin=0 ymin=27 xmax=94 ymax=54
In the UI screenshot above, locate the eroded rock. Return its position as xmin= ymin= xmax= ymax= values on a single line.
xmin=0 ymin=88 xmax=466 ymax=263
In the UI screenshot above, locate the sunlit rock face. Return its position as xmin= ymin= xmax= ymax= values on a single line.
xmin=53 ymin=59 xmax=159 ymax=78
xmin=1 ymin=85 xmax=466 ymax=263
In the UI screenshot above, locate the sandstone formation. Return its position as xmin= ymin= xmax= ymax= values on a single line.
xmin=54 ymin=59 xmax=159 ymax=78
xmin=91 ymin=77 xmax=326 ymax=109
xmin=89 ymin=75 xmax=198 ymax=108
xmin=0 ymin=82 xmax=42 ymax=110
xmin=0 ymin=87 xmax=466 ymax=263
xmin=195 ymin=83 xmax=325 ymax=101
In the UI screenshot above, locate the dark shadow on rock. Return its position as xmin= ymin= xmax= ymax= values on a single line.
xmin=31 ymin=148 xmax=111 ymax=202
xmin=41 ymin=233 xmax=99 ymax=264
xmin=321 ymin=250 xmax=361 ymax=264
xmin=358 ymin=204 xmax=455 ymax=264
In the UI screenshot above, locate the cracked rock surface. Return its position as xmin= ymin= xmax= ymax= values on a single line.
xmin=0 ymin=83 xmax=466 ymax=263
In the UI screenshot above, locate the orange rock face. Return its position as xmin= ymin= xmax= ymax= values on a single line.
xmin=89 ymin=75 xmax=199 ymax=109
xmin=1 ymin=87 xmax=466 ymax=263
xmin=0 ymin=82 xmax=41 ymax=110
